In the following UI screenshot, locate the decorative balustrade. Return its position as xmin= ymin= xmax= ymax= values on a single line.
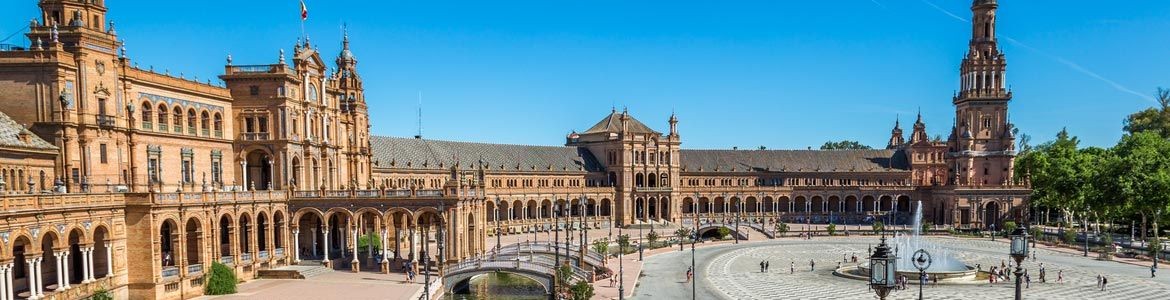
xmin=634 ymin=186 xmax=673 ymax=193
xmin=161 ymin=266 xmax=180 ymax=278
xmin=258 ymin=250 xmax=269 ymax=260
xmin=274 ymin=248 xmax=284 ymax=257
xmin=186 ymin=263 xmax=203 ymax=275
xmin=242 ymin=132 xmax=270 ymax=141
xmin=241 ymin=253 xmax=252 ymax=262
xmin=220 ymin=256 xmax=234 ymax=265
xmin=288 ymin=188 xmax=462 ymax=199
xmin=355 ymin=190 xmax=380 ymax=198
xmin=0 ymin=193 xmax=122 ymax=213
xmin=149 ymin=190 xmax=287 ymax=205
xmin=417 ymin=189 xmax=444 ymax=197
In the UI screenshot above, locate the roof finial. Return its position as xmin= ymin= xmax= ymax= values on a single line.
xmin=894 ymin=114 xmax=900 ymax=129
xmin=916 ymin=107 xmax=923 ymax=123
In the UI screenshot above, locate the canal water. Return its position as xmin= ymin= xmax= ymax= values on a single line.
xmin=445 ymin=272 xmax=548 ymax=300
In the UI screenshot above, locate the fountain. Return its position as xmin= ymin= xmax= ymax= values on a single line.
xmin=837 ymin=200 xmax=978 ymax=283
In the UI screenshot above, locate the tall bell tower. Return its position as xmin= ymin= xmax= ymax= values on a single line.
xmin=948 ymin=0 xmax=1017 ymax=186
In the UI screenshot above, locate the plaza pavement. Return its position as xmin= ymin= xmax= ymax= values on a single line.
xmin=193 ymin=268 xmax=426 ymax=300
xmin=633 ymin=235 xmax=1170 ymax=300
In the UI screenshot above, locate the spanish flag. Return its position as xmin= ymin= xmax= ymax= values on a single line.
xmin=300 ymin=0 xmax=308 ymax=21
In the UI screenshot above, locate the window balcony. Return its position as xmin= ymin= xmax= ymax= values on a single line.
xmin=202 ymin=129 xmax=210 ymax=136
xmin=187 ymin=127 xmax=196 ymax=135
xmin=242 ymin=132 xmax=270 ymax=141
xmin=96 ymin=114 xmax=116 ymax=127
xmin=141 ymin=121 xmax=153 ymax=130
xmin=186 ymin=263 xmax=203 ymax=275
xmin=158 ymin=124 xmax=168 ymax=131
xmin=161 ymin=266 xmax=180 ymax=278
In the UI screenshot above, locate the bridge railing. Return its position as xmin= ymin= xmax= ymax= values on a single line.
xmin=505 ymin=241 xmax=605 ymax=267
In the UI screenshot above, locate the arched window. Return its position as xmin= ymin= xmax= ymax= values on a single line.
xmin=213 ymin=112 xmax=223 ymax=137
xmin=140 ymin=102 xmax=153 ymax=129
xmin=200 ymin=111 xmax=210 ymax=135
xmin=157 ymin=103 xmax=169 ymax=130
xmin=187 ymin=109 xmax=196 ymax=134
xmin=308 ymin=84 xmax=318 ymax=103
xmin=172 ymin=106 xmax=182 ymax=132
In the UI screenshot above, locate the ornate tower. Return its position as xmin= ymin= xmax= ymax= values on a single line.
xmin=947 ymin=0 xmax=1016 ymax=186
xmin=886 ymin=118 xmax=904 ymax=149
xmin=334 ymin=28 xmax=373 ymax=188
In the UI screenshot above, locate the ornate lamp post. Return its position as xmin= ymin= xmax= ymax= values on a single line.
xmin=869 ymin=234 xmax=897 ymax=300
xmin=555 ymin=201 xmax=561 ymax=266
xmin=912 ymin=249 xmax=932 ymax=300
xmin=638 ymin=207 xmax=644 ymax=261
xmin=495 ymin=197 xmax=502 ymax=256
xmin=735 ymin=197 xmax=741 ymax=244
xmin=692 ymin=192 xmax=699 ymax=300
xmin=1009 ymin=224 xmax=1029 ymax=300
xmin=618 ymin=227 xmax=625 ymax=300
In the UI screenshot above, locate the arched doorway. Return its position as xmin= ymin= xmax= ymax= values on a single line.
xmin=984 ymin=202 xmax=1001 ymax=230
xmin=290 ymin=157 xmax=302 ymax=190
xmin=257 ymin=212 xmax=269 ymax=253
xmin=219 ymin=215 xmax=233 ymax=258
xmin=93 ymin=226 xmax=110 ymax=278
xmin=239 ymin=213 xmax=252 ymax=261
xmin=297 ymin=212 xmax=325 ymax=260
xmin=186 ymin=218 xmax=203 ymax=268
xmin=160 ymin=219 xmax=178 ymax=268
xmin=246 ymin=151 xmax=273 ymax=190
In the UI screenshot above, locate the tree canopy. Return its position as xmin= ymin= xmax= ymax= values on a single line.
xmin=820 ymin=140 xmax=872 ymax=150
xmin=1123 ymin=88 xmax=1170 ymax=139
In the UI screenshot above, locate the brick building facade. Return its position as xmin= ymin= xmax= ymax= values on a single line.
xmin=0 ymin=0 xmax=1027 ymax=299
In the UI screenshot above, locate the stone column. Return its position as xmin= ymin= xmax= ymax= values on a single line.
xmin=0 ymin=264 xmax=8 ymax=300
xmin=60 ymin=252 xmax=70 ymax=289
xmin=322 ymin=229 xmax=331 ymax=267
xmin=293 ymin=229 xmax=301 ymax=263
xmin=104 ymin=244 xmax=112 ymax=277
xmin=350 ymin=225 xmax=359 ymax=272
xmin=380 ymin=228 xmax=389 ymax=274
xmin=310 ymin=228 xmax=318 ymax=258
xmin=83 ymin=247 xmax=94 ymax=282
xmin=26 ymin=258 xmax=38 ymax=300
xmin=52 ymin=252 xmax=63 ymax=291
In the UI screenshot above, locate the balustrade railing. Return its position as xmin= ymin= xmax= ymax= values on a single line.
xmin=242 ymin=132 xmax=270 ymax=141
xmin=161 ymin=266 xmax=180 ymax=278
xmin=0 ymin=193 xmax=122 ymax=213
xmin=186 ymin=263 xmax=203 ymax=275
xmin=149 ymin=190 xmax=287 ymax=205
xmin=274 ymin=248 xmax=284 ymax=257
xmin=258 ymin=250 xmax=269 ymax=260
xmin=220 ymin=256 xmax=234 ymax=265
xmin=241 ymin=253 xmax=252 ymax=262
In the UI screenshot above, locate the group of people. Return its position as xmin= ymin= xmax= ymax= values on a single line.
xmin=759 ymin=260 xmax=772 ymax=273
xmin=402 ymin=260 xmax=417 ymax=282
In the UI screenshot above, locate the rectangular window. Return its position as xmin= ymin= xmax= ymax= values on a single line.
xmin=245 ymin=117 xmax=255 ymax=133
xmin=258 ymin=117 xmax=268 ymax=133
xmin=182 ymin=160 xmax=192 ymax=183
xmin=148 ymin=158 xmax=159 ymax=183
xmin=99 ymin=144 xmax=108 ymax=164
xmin=249 ymin=85 xmax=260 ymax=96
xmin=71 ymin=168 xmax=80 ymax=184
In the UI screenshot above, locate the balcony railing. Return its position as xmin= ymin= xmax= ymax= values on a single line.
xmin=241 ymin=253 xmax=252 ymax=262
xmin=158 ymin=124 xmax=168 ymax=131
xmin=96 ymin=114 xmax=116 ymax=127
xmin=242 ymin=132 xmax=270 ymax=141
xmin=220 ymin=256 xmax=234 ymax=265
xmin=141 ymin=121 xmax=152 ymax=130
xmin=186 ymin=263 xmax=203 ymax=275
xmin=214 ymin=130 xmax=223 ymax=138
xmin=258 ymin=250 xmax=269 ymax=260
xmin=229 ymin=65 xmax=278 ymax=73
xmin=274 ymin=248 xmax=284 ymax=257
xmin=161 ymin=266 xmax=180 ymax=278
xmin=187 ymin=127 xmax=196 ymax=135
xmin=417 ymin=189 xmax=444 ymax=197
xmin=202 ymin=128 xmax=210 ymax=136
xmin=634 ymin=186 xmax=673 ymax=193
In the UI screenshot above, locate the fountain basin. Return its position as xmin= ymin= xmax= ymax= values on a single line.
xmin=835 ymin=264 xmax=980 ymax=284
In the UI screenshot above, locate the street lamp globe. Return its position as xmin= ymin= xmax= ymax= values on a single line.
xmin=869 ymin=235 xmax=897 ymax=299
xmin=1010 ymin=225 xmax=1029 ymax=261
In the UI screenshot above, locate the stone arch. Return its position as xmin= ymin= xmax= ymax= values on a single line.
xmin=160 ymin=218 xmax=180 ymax=268
xmin=713 ymin=197 xmax=726 ymax=214
xmin=218 ymin=213 xmax=234 ymax=257
xmin=879 ymin=195 xmax=894 ymax=212
xmin=763 ymin=196 xmax=774 ymax=213
xmin=897 ymin=195 xmax=912 ymax=213
xmin=682 ymin=197 xmax=695 ymax=214
xmin=778 ymin=196 xmax=791 ymax=213
xmin=273 ymin=209 xmax=286 ymax=250
xmin=257 ymin=211 xmax=270 ymax=252
xmin=845 ymin=195 xmax=859 ymax=213
xmin=185 ymin=217 xmax=203 ymax=266
xmin=647 ymin=172 xmax=658 ymax=187
xmin=698 ymin=197 xmax=710 ymax=213
xmin=527 ymin=199 xmax=539 ymax=219
xmin=828 ymin=195 xmax=842 ymax=212
xmin=600 ymin=198 xmax=612 ymax=217
xmin=745 ymin=196 xmax=758 ymax=213
xmin=794 ymin=196 xmax=807 ymax=213
xmin=92 ymin=225 xmax=112 ymax=278
xmin=510 ymin=199 xmax=523 ymax=220
xmin=811 ymin=195 xmax=824 ymax=213
xmin=863 ymin=195 xmax=877 ymax=212
xmin=540 ymin=199 xmax=552 ymax=219
xmin=66 ymin=227 xmax=86 ymax=285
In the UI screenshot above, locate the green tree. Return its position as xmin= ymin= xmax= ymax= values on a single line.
xmin=591 ymin=238 xmax=610 ymax=264
xmin=872 ymin=221 xmax=885 ymax=234
xmin=716 ymin=227 xmax=731 ymax=240
xmin=775 ymin=222 xmax=789 ymax=237
xmin=617 ymin=234 xmax=631 ymax=254
xmin=1107 ymin=132 xmax=1170 ymax=243
xmin=205 ymin=262 xmax=237 ymax=295
xmin=556 ymin=264 xmax=574 ymax=295
xmin=1002 ymin=221 xmax=1017 ymax=236
xmin=820 ymin=140 xmax=872 ymax=150
xmin=1062 ymin=229 xmax=1077 ymax=245
xmin=921 ymin=222 xmax=932 ymax=235
xmin=1123 ymin=88 xmax=1170 ymax=139
xmin=1015 ymin=128 xmax=1096 ymax=228
xmin=357 ymin=232 xmax=381 ymax=253
xmin=826 ymin=224 xmax=837 ymax=236
xmin=675 ymin=228 xmax=692 ymax=251
xmin=570 ymin=279 xmax=595 ymax=300
xmin=647 ymin=231 xmax=660 ymax=248
xmin=90 ymin=289 xmax=114 ymax=300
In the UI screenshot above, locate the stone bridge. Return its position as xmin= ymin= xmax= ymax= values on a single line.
xmin=442 ymin=258 xmax=590 ymax=297
xmin=491 ymin=241 xmax=607 ymax=269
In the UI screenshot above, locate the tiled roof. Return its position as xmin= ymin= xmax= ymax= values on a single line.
xmin=0 ymin=111 xmax=55 ymax=151
xmin=370 ymin=136 xmax=603 ymax=172
xmin=679 ymin=149 xmax=908 ymax=172
xmin=582 ymin=111 xmax=658 ymax=135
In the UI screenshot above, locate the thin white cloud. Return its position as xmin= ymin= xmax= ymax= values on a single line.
xmin=919 ymin=1 xmax=1157 ymax=105
xmin=868 ymin=0 xmax=888 ymax=9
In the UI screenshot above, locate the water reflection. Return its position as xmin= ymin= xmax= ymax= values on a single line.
xmin=445 ymin=272 xmax=547 ymax=300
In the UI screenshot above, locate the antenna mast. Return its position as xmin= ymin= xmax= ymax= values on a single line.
xmin=415 ymin=91 xmax=423 ymax=139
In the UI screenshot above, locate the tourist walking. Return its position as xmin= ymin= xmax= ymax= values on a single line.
xmin=1039 ymin=263 xmax=1046 ymax=283
xmin=1057 ymin=270 xmax=1063 ymax=283
xmin=760 ymin=261 xmax=766 ymax=273
xmin=1024 ymin=270 xmax=1031 ymax=288
xmin=810 ymin=259 xmax=815 ymax=271
xmin=765 ymin=261 xmax=770 ymax=272
xmin=1096 ymin=274 xmax=1102 ymax=289
xmin=1152 ymin=265 xmax=1157 ymax=278
xmin=1100 ymin=276 xmax=1108 ymax=291
xmin=790 ymin=261 xmax=795 ymax=274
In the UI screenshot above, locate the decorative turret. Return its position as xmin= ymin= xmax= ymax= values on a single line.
xmin=910 ymin=111 xmax=929 ymax=144
xmin=886 ymin=118 xmax=904 ymax=149
xmin=668 ymin=112 xmax=678 ymax=136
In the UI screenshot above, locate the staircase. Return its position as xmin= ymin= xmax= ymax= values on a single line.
xmin=257 ymin=265 xmax=333 ymax=279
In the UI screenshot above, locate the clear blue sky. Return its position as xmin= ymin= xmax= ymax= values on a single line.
xmin=3 ymin=0 xmax=1167 ymax=149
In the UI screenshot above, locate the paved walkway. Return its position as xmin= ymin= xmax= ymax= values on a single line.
xmin=195 ymin=269 xmax=426 ymax=300
xmin=634 ymin=236 xmax=1170 ymax=300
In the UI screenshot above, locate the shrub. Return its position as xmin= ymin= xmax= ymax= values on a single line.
xmin=1002 ymin=221 xmax=1018 ymax=236
xmin=357 ymin=232 xmax=381 ymax=252
xmin=205 ymin=262 xmax=237 ymax=295
xmin=827 ymin=224 xmax=837 ymax=236
xmin=647 ymin=231 xmax=660 ymax=248
xmin=1149 ymin=238 xmax=1164 ymax=258
xmin=1061 ymin=229 xmax=1076 ymax=245
xmin=617 ymin=234 xmax=632 ymax=254
xmin=569 ymin=279 xmax=595 ymax=300
xmin=947 ymin=227 xmax=957 ymax=236
xmin=592 ymin=238 xmax=610 ymax=259
xmin=716 ymin=227 xmax=731 ymax=240
xmin=871 ymin=221 xmax=885 ymax=234
xmin=775 ymin=223 xmax=789 ymax=237
xmin=1029 ymin=227 xmax=1044 ymax=241
xmin=921 ymin=222 xmax=932 ymax=235
xmin=90 ymin=289 xmax=114 ymax=300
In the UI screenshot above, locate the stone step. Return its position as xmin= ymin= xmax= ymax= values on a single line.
xmin=257 ymin=265 xmax=332 ymax=279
